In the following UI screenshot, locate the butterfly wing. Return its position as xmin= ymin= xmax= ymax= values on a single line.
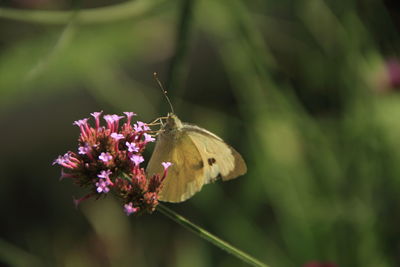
xmin=146 ymin=114 xmax=247 ymax=203
xmin=184 ymin=125 xmax=247 ymax=182
xmin=146 ymin=130 xmax=205 ymax=202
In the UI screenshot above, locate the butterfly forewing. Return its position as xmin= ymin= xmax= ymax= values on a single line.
xmin=146 ymin=130 xmax=205 ymax=202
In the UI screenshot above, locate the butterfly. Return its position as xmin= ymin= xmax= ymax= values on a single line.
xmin=146 ymin=113 xmax=247 ymax=202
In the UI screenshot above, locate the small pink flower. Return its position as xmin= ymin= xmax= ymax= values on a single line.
xmin=78 ymin=144 xmax=90 ymax=155
xmin=130 ymin=154 xmax=144 ymax=166
xmin=143 ymin=133 xmax=155 ymax=143
xmin=96 ymin=170 xmax=113 ymax=193
xmin=123 ymin=111 xmax=137 ymax=117
xmin=96 ymin=180 xmax=110 ymax=193
xmin=103 ymin=114 xmax=114 ymax=124
xmin=134 ymin=121 xmax=150 ymax=132
xmin=73 ymin=118 xmax=88 ymax=128
xmin=98 ymin=169 xmax=112 ymax=179
xmin=124 ymin=202 xmax=139 ymax=215
xmin=73 ymin=118 xmax=90 ymax=139
xmin=112 ymin=114 xmax=124 ymax=123
xmin=111 ymin=132 xmax=124 ymax=141
xmin=104 ymin=114 xmax=120 ymax=132
xmin=162 ymin=162 xmax=172 ymax=170
xmin=90 ymin=111 xmax=103 ymax=119
xmin=90 ymin=111 xmax=103 ymax=130
xmin=124 ymin=112 xmax=137 ymax=125
xmin=99 ymin=152 xmax=113 ymax=162
xmin=52 ymin=155 xmax=64 ymax=166
xmin=126 ymin=142 xmax=139 ymax=153
xmin=53 ymin=152 xmax=80 ymax=169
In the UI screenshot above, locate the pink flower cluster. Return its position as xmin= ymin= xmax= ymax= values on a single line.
xmin=53 ymin=111 xmax=171 ymax=216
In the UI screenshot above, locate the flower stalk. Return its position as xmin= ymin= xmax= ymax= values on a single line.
xmin=157 ymin=203 xmax=269 ymax=267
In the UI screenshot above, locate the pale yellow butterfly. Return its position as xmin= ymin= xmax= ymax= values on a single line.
xmin=146 ymin=74 xmax=247 ymax=202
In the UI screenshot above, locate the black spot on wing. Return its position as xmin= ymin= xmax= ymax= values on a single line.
xmin=207 ymin=158 xmax=216 ymax=166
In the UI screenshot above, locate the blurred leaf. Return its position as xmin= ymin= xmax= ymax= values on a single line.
xmin=0 ymin=239 xmax=43 ymax=267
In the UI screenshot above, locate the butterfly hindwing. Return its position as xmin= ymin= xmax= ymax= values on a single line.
xmin=184 ymin=125 xmax=247 ymax=182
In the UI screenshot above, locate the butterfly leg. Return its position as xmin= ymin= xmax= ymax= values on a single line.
xmin=147 ymin=117 xmax=168 ymax=126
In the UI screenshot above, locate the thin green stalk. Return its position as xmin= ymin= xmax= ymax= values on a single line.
xmin=27 ymin=18 xmax=76 ymax=81
xmin=0 ymin=0 xmax=165 ymax=25
xmin=157 ymin=203 xmax=269 ymax=267
xmin=165 ymin=0 xmax=195 ymax=110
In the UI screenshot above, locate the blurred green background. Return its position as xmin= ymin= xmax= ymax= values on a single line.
xmin=1 ymin=0 xmax=400 ymax=266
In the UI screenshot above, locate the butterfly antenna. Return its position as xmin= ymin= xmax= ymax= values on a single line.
xmin=153 ymin=72 xmax=175 ymax=114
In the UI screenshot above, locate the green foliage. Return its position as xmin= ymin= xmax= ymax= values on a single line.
xmin=0 ymin=0 xmax=399 ymax=266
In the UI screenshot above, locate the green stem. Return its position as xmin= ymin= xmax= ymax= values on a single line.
xmin=165 ymin=0 xmax=195 ymax=109
xmin=0 ymin=0 xmax=165 ymax=25
xmin=157 ymin=203 xmax=269 ymax=267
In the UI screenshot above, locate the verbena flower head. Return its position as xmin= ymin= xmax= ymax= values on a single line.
xmin=53 ymin=112 xmax=171 ymax=216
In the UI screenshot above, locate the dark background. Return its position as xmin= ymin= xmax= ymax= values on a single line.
xmin=1 ymin=0 xmax=400 ymax=266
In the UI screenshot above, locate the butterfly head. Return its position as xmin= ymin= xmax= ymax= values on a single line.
xmin=161 ymin=113 xmax=183 ymax=133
